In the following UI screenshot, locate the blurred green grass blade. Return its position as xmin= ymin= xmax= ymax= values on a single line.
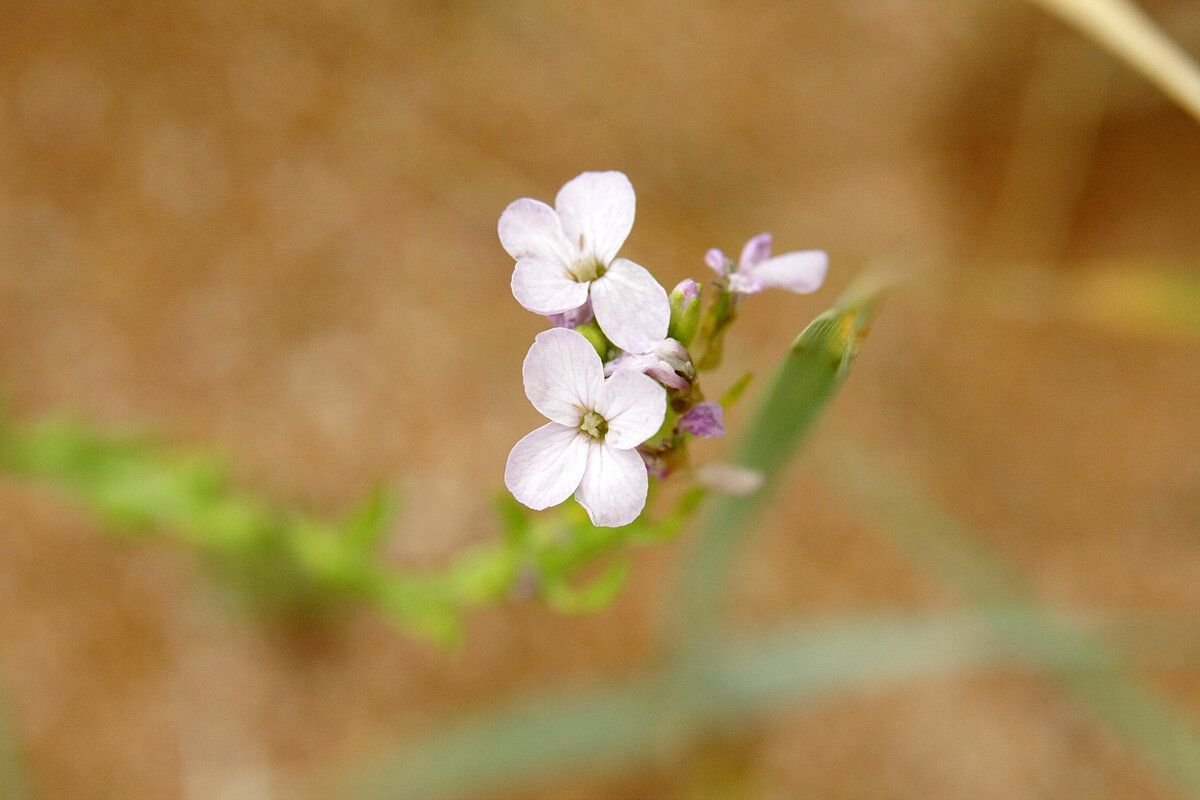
xmin=0 ymin=692 xmax=32 ymax=800
xmin=1027 ymin=0 xmax=1200 ymax=124
xmin=677 ymin=277 xmax=887 ymax=643
xmin=809 ymin=435 xmax=1200 ymax=798
xmin=344 ymin=609 xmax=1180 ymax=800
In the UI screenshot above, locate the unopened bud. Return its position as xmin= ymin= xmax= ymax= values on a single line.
xmin=668 ymin=279 xmax=702 ymax=346
xmin=573 ymin=321 xmax=609 ymax=357
xmin=678 ymin=401 xmax=724 ymax=438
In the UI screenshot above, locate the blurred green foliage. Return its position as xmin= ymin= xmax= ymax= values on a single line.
xmin=0 ymin=409 xmax=703 ymax=644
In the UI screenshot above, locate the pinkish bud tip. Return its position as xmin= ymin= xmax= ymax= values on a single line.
xmin=673 ymin=278 xmax=700 ymax=305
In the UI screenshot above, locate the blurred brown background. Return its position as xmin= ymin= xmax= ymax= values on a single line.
xmin=2 ymin=1 xmax=1200 ymax=798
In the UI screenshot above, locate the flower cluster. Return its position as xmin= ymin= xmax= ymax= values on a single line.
xmin=501 ymin=171 xmax=827 ymax=527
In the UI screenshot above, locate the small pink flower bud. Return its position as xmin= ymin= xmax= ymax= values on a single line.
xmin=679 ymin=402 xmax=725 ymax=438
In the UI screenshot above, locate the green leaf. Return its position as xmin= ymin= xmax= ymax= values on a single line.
xmin=341 ymin=485 xmax=397 ymax=553
xmin=677 ymin=275 xmax=888 ymax=644
xmin=810 ymin=434 xmax=1200 ymax=798
xmin=0 ymin=688 xmax=32 ymax=800
xmin=543 ymin=559 xmax=630 ymax=614
xmin=342 ymin=609 xmax=1185 ymax=800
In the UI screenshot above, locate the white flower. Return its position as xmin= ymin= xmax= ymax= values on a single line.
xmin=499 ymin=171 xmax=669 ymax=353
xmin=705 ymin=232 xmax=827 ymax=295
xmin=505 ymin=328 xmax=667 ymax=527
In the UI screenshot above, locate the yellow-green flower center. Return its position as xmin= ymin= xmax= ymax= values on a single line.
xmin=568 ymin=257 xmax=606 ymax=283
xmin=579 ymin=410 xmax=608 ymax=439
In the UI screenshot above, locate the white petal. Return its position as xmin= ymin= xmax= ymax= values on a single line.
xmin=512 ymin=257 xmax=590 ymax=315
xmin=498 ymin=198 xmax=575 ymax=264
xmin=575 ymin=442 xmax=648 ymax=527
xmin=589 ymin=258 xmax=669 ymax=353
xmin=522 ymin=328 xmax=604 ymax=425
xmin=738 ymin=232 xmax=773 ymax=270
xmin=594 ymin=370 xmax=666 ymax=449
xmin=505 ymin=423 xmax=589 ymax=510
xmin=746 ymin=250 xmax=828 ymax=294
xmin=555 ymin=171 xmax=635 ymax=265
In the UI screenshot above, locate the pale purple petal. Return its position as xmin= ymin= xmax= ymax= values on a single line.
xmin=745 ymin=250 xmax=828 ymax=294
xmin=603 ymin=351 xmax=658 ymax=379
xmin=704 ymin=248 xmax=727 ymax=275
xmin=575 ymin=442 xmax=649 ymax=527
xmin=504 ymin=423 xmax=589 ymax=510
xmin=554 ymin=171 xmax=635 ymax=265
xmin=589 ymin=258 xmax=669 ymax=353
xmin=522 ymin=328 xmax=604 ymax=425
xmin=727 ymin=272 xmax=765 ymax=295
xmin=738 ymin=232 xmax=773 ymax=270
xmin=511 ymin=257 xmax=590 ymax=315
xmin=605 ymin=351 xmax=689 ymax=392
xmin=547 ymin=298 xmax=594 ymax=329
xmin=498 ymin=198 xmax=575 ymax=264
xmin=651 ymin=339 xmax=693 ymax=376
xmin=594 ymin=369 xmax=666 ymax=449
xmin=646 ymin=364 xmax=690 ymax=391
xmin=679 ymin=402 xmax=725 ymax=438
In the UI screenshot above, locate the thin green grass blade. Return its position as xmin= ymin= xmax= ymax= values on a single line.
xmin=809 ymin=434 xmax=1200 ymax=798
xmin=342 ymin=608 xmax=1190 ymax=800
xmin=677 ymin=276 xmax=888 ymax=647
xmin=0 ymin=691 xmax=32 ymax=800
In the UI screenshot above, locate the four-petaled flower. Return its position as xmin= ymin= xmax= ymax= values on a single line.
xmin=705 ymin=232 xmax=827 ymax=296
xmin=499 ymin=171 xmax=669 ymax=353
xmin=505 ymin=328 xmax=667 ymax=527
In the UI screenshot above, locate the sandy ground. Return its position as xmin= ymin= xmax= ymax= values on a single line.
xmin=1 ymin=1 xmax=1199 ymax=798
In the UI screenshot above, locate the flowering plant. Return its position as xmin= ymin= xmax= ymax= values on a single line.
xmin=500 ymin=170 xmax=828 ymax=528
xmin=0 ymin=168 xmax=876 ymax=643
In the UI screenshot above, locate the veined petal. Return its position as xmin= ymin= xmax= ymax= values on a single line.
xmin=498 ymin=198 xmax=575 ymax=264
xmin=522 ymin=328 xmax=604 ymax=425
xmin=738 ymin=232 xmax=773 ymax=270
xmin=746 ymin=250 xmax=828 ymax=294
xmin=555 ymin=171 xmax=635 ymax=265
xmin=512 ymin=257 xmax=590 ymax=315
xmin=589 ymin=258 xmax=669 ymax=353
xmin=575 ymin=442 xmax=648 ymax=527
xmin=505 ymin=423 xmax=589 ymax=510
xmin=595 ymin=369 xmax=666 ymax=449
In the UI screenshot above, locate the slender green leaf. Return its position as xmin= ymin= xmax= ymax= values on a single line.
xmin=809 ymin=434 xmax=1200 ymax=798
xmin=0 ymin=691 xmax=32 ymax=800
xmin=677 ymin=277 xmax=888 ymax=646
xmin=342 ymin=609 xmax=1188 ymax=800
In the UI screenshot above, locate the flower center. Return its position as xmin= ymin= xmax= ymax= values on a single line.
xmin=578 ymin=410 xmax=608 ymax=440
xmin=568 ymin=257 xmax=606 ymax=283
